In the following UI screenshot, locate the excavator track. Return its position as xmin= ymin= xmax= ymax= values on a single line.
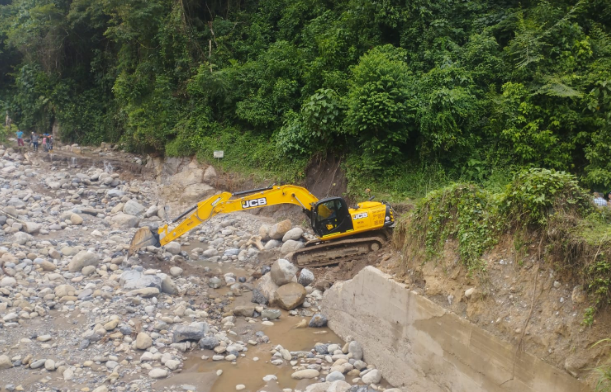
xmin=288 ymin=235 xmax=387 ymax=268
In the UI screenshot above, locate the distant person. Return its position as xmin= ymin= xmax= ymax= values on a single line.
xmin=16 ymin=129 xmax=24 ymax=146
xmin=42 ymin=134 xmax=48 ymax=152
xmin=594 ymin=192 xmax=607 ymax=207
xmin=47 ymin=134 xmax=54 ymax=151
xmin=31 ymin=132 xmax=39 ymax=152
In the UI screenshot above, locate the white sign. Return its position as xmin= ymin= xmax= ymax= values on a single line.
xmin=213 ymin=150 xmax=224 ymax=158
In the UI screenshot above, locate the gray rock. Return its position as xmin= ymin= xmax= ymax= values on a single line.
xmin=13 ymin=232 xmax=32 ymax=245
xmin=298 ymin=268 xmax=315 ymax=286
xmin=123 ymin=200 xmax=146 ymax=216
xmin=261 ymin=309 xmax=281 ymax=320
xmin=270 ymin=259 xmax=298 ymax=286
xmin=22 ymin=221 xmax=42 ymax=234
xmin=281 ymin=239 xmax=305 ymax=254
xmin=348 ymin=386 xmax=376 ymax=392
xmin=144 ymin=205 xmax=159 ymax=218
xmin=30 ymin=359 xmax=46 ymax=369
xmin=233 ymin=305 xmax=256 ymax=317
xmin=326 ymin=371 xmax=345 ymax=382
xmin=314 ymin=344 xmax=329 ymax=354
xmin=361 ymin=369 xmax=381 ymax=384
xmin=169 ymin=266 xmax=183 ymax=277
xmin=208 ymin=277 xmax=222 ymax=289
xmin=107 ymin=189 xmax=125 ymax=198
xmin=173 ymin=323 xmax=208 ymax=343
xmin=161 ymin=274 xmax=178 ymax=294
xmin=348 ymin=341 xmax=363 ymax=360
xmin=164 ymin=242 xmax=181 ymax=255
xmin=0 ymin=354 xmax=13 ymax=369
xmin=282 ymin=227 xmax=304 ymax=242
xmin=120 ymin=269 xmax=162 ymax=290
xmin=111 ymin=213 xmax=140 ymax=228
xmin=198 ymin=336 xmax=220 ymax=350
xmin=149 ymin=368 xmax=168 ymax=379
xmin=309 ymin=313 xmax=328 ymax=328
xmin=0 ymin=277 xmax=16 ymax=288
xmin=68 ymin=251 xmax=100 ymax=273
xmin=251 ymin=288 xmax=269 ymax=305
xmin=264 ymin=239 xmax=281 ymax=250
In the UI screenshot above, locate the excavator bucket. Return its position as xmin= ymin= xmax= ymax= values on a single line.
xmin=128 ymin=227 xmax=161 ymax=255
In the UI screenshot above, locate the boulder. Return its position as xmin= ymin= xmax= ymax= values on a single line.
xmin=13 ymin=232 xmax=33 ymax=245
xmin=39 ymin=260 xmax=57 ymax=271
xmin=233 ymin=305 xmax=256 ymax=317
xmin=120 ymin=270 xmax=162 ymax=290
xmin=136 ymin=332 xmax=153 ymax=349
xmin=281 ymin=240 xmax=305 ymax=254
xmin=298 ymin=268 xmax=315 ymax=286
xmin=170 ymin=168 xmax=204 ymax=188
xmin=55 ymin=284 xmax=76 ymax=298
xmin=198 ymin=336 xmax=220 ymax=350
xmin=259 ymin=224 xmax=271 ymax=241
xmin=181 ymin=183 xmax=215 ymax=204
xmin=111 ymin=213 xmax=140 ymax=228
xmin=273 ymin=282 xmax=307 ymax=310
xmin=282 ymin=227 xmax=304 ymax=242
xmin=203 ymin=165 xmax=217 ymax=183
xmin=261 ymin=309 xmax=281 ymax=320
xmin=291 ymin=369 xmax=320 ymax=379
xmin=264 ymin=239 xmax=281 ymax=250
xmin=123 ymin=200 xmax=146 ymax=216
xmin=251 ymin=288 xmax=268 ymax=305
xmin=348 ymin=341 xmax=363 ymax=360
xmin=361 ymin=369 xmax=381 ymax=384
xmin=173 ymin=323 xmax=208 ymax=343
xmin=270 ymin=259 xmax=298 ymax=286
xmin=305 ymin=381 xmax=351 ymax=392
xmin=0 ymin=277 xmax=17 ymax=288
xmin=149 ymin=368 xmax=168 ymax=379
xmin=256 ymin=273 xmax=279 ymax=301
xmin=326 ymin=371 xmax=346 ymax=382
xmin=164 ymin=242 xmax=181 ymax=255
xmin=70 ymin=214 xmax=83 ymax=225
xmin=309 ymin=313 xmax=328 ymax=328
xmin=68 ymin=251 xmax=100 ymax=273
xmin=22 ymin=221 xmax=42 ymax=234
xmin=144 ymin=205 xmax=159 ymax=218
xmin=161 ymin=274 xmax=178 ymax=295
xmin=269 ymin=219 xmax=292 ymax=240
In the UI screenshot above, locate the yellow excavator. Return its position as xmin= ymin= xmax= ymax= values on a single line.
xmin=129 ymin=185 xmax=395 ymax=267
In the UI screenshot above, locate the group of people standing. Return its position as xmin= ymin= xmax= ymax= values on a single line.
xmin=15 ymin=130 xmax=53 ymax=152
xmin=593 ymin=192 xmax=611 ymax=207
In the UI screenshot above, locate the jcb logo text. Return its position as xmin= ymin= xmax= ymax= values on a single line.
xmin=242 ymin=198 xmax=267 ymax=209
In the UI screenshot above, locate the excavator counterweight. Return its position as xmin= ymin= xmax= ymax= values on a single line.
xmin=128 ymin=185 xmax=395 ymax=266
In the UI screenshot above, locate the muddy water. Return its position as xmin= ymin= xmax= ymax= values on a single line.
xmin=155 ymin=318 xmax=342 ymax=392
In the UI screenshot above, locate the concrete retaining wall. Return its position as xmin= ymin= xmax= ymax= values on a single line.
xmin=321 ymin=266 xmax=590 ymax=392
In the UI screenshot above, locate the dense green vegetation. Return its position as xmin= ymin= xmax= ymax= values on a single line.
xmin=1 ymin=0 xmax=611 ymax=194
xmin=395 ymin=168 xmax=611 ymax=317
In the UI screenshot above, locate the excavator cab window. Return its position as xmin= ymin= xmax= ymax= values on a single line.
xmin=312 ymin=198 xmax=353 ymax=237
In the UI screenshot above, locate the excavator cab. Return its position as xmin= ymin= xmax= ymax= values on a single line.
xmin=311 ymin=197 xmax=353 ymax=237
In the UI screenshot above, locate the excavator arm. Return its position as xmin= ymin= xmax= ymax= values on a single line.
xmin=128 ymin=185 xmax=319 ymax=254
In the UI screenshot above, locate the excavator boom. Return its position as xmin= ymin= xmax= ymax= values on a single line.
xmin=128 ymin=185 xmax=318 ymax=254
